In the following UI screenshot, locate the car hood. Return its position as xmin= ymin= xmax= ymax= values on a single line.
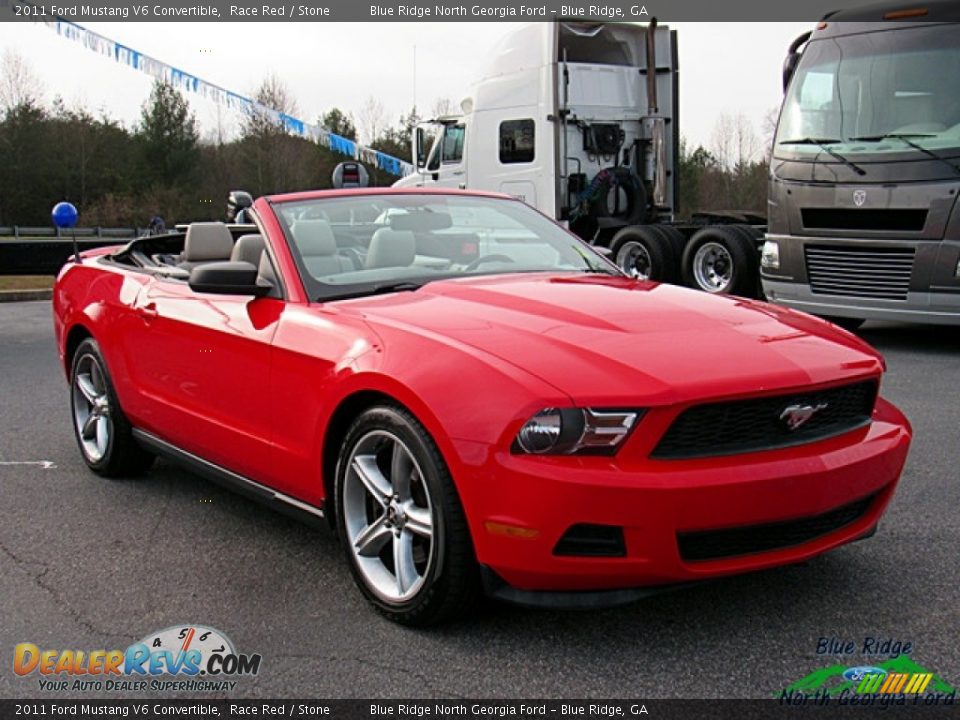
xmin=337 ymin=273 xmax=883 ymax=405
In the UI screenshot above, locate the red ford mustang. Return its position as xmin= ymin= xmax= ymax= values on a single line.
xmin=53 ymin=189 xmax=911 ymax=625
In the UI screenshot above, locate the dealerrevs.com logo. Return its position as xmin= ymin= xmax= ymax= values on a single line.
xmin=14 ymin=625 xmax=262 ymax=693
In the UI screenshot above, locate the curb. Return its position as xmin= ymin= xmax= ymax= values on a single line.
xmin=0 ymin=289 xmax=54 ymax=303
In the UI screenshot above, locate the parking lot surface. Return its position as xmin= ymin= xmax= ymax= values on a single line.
xmin=1 ymin=301 xmax=957 ymax=699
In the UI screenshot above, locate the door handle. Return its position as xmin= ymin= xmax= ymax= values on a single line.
xmin=136 ymin=303 xmax=158 ymax=320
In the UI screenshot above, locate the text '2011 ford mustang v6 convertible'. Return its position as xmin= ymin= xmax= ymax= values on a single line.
xmin=53 ymin=189 xmax=911 ymax=625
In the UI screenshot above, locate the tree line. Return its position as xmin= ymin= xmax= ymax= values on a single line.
xmin=0 ymin=70 xmax=420 ymax=228
xmin=0 ymin=53 xmax=771 ymax=228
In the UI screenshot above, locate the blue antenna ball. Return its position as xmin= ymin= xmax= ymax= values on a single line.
xmin=52 ymin=202 xmax=79 ymax=229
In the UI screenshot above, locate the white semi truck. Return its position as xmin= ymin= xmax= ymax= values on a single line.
xmin=393 ymin=20 xmax=767 ymax=297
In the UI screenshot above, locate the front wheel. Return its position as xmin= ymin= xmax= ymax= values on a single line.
xmin=335 ymin=406 xmax=479 ymax=625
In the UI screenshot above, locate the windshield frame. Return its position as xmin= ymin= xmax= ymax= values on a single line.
xmin=773 ymin=23 xmax=960 ymax=164
xmin=268 ymin=192 xmax=622 ymax=302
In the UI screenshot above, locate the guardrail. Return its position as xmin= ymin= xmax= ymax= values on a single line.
xmin=0 ymin=227 xmax=146 ymax=276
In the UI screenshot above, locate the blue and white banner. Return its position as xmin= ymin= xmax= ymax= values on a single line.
xmin=44 ymin=19 xmax=414 ymax=177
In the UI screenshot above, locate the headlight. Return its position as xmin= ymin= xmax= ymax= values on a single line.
xmin=761 ymin=239 xmax=780 ymax=270
xmin=514 ymin=408 xmax=641 ymax=455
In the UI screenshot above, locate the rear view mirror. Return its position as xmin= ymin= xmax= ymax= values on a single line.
xmin=188 ymin=261 xmax=269 ymax=297
xmin=782 ymin=31 xmax=812 ymax=92
xmin=414 ymin=127 xmax=429 ymax=170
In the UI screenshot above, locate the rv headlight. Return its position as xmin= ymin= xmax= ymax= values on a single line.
xmin=514 ymin=408 xmax=641 ymax=456
xmin=761 ymin=239 xmax=781 ymax=270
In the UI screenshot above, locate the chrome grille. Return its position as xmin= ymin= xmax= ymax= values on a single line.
xmin=805 ymin=245 xmax=915 ymax=301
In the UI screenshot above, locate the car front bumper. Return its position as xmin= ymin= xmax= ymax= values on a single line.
xmin=452 ymin=397 xmax=911 ymax=597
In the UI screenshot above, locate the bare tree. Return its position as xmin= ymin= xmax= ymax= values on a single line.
xmin=241 ymin=73 xmax=300 ymax=139
xmin=357 ymin=95 xmax=387 ymax=145
xmin=761 ymin=105 xmax=781 ymax=161
xmin=0 ymin=49 xmax=43 ymax=112
xmin=431 ymin=97 xmax=457 ymax=118
xmin=239 ymin=75 xmax=308 ymax=194
xmin=711 ymin=112 xmax=759 ymax=169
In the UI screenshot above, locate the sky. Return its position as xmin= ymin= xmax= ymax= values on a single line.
xmin=0 ymin=21 xmax=810 ymax=155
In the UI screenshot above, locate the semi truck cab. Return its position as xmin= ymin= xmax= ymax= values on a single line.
xmin=395 ymin=21 xmax=679 ymax=243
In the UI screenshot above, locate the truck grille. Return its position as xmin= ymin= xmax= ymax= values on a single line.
xmin=651 ymin=381 xmax=877 ymax=460
xmin=805 ymin=245 xmax=915 ymax=300
xmin=677 ymin=493 xmax=876 ymax=562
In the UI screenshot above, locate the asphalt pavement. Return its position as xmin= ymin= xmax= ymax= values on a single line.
xmin=1 ymin=300 xmax=957 ymax=699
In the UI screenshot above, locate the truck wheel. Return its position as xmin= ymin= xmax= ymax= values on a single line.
xmin=612 ymin=226 xmax=678 ymax=283
xmin=821 ymin=316 xmax=866 ymax=332
xmin=729 ymin=225 xmax=765 ymax=299
xmin=655 ymin=225 xmax=689 ymax=262
xmin=682 ymin=226 xmax=759 ymax=297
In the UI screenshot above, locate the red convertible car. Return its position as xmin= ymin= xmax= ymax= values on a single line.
xmin=54 ymin=189 xmax=912 ymax=625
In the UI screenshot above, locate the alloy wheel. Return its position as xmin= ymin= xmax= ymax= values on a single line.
xmin=72 ymin=354 xmax=112 ymax=463
xmin=342 ymin=430 xmax=435 ymax=603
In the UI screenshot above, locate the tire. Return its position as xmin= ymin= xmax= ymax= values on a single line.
xmin=681 ymin=225 xmax=759 ymax=297
xmin=821 ymin=316 xmax=866 ymax=332
xmin=612 ymin=225 xmax=678 ymax=283
xmin=591 ymin=167 xmax=647 ymax=226
xmin=730 ymin=225 xmax=765 ymax=299
xmin=69 ymin=338 xmax=154 ymax=477
xmin=334 ymin=405 xmax=480 ymax=626
xmin=655 ymin=225 xmax=689 ymax=264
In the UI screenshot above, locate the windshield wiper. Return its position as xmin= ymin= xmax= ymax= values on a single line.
xmin=320 ymin=281 xmax=425 ymax=302
xmin=849 ymin=134 xmax=960 ymax=176
xmin=369 ymin=281 xmax=424 ymax=295
xmin=779 ymin=138 xmax=867 ymax=176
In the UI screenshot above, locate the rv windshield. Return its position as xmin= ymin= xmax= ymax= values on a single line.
xmin=775 ymin=25 xmax=960 ymax=157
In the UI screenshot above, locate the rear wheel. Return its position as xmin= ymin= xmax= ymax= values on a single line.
xmin=682 ymin=226 xmax=759 ymax=297
xmin=335 ymin=406 xmax=479 ymax=625
xmin=70 ymin=338 xmax=154 ymax=477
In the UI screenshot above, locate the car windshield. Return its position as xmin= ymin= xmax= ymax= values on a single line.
xmin=775 ymin=25 xmax=960 ymax=158
xmin=272 ymin=193 xmax=620 ymax=301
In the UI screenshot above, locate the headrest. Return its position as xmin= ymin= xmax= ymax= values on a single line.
xmin=294 ymin=219 xmax=337 ymax=257
xmin=366 ymin=228 xmax=417 ymax=269
xmin=388 ymin=212 xmax=453 ymax=232
xmin=230 ymin=234 xmax=265 ymax=266
xmin=183 ymin=222 xmax=235 ymax=262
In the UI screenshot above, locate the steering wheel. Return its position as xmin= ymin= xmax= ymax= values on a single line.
xmin=464 ymin=254 xmax=515 ymax=272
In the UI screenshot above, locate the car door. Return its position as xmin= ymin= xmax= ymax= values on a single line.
xmin=127 ymin=275 xmax=282 ymax=482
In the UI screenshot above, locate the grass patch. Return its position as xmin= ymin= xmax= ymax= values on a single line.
xmin=0 ymin=275 xmax=55 ymax=291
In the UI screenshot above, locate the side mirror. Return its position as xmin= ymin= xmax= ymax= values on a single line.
xmin=782 ymin=31 xmax=812 ymax=93
xmin=414 ymin=127 xmax=429 ymax=170
xmin=188 ymin=261 xmax=269 ymax=297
